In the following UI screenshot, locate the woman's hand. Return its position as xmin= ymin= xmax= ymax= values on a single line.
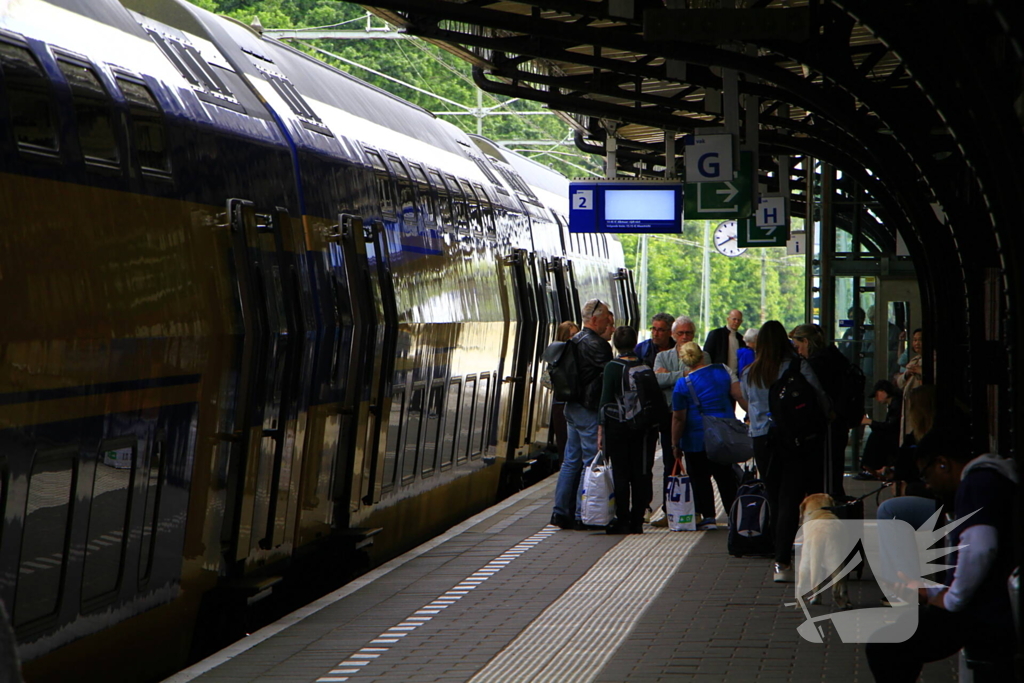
xmin=861 ymin=415 xmax=872 ymax=426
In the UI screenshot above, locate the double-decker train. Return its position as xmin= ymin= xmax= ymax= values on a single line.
xmin=0 ymin=0 xmax=637 ymax=679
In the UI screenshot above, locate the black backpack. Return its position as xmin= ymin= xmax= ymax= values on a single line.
xmin=836 ymin=360 xmax=867 ymax=429
xmin=728 ymin=470 xmax=773 ymax=557
xmin=768 ymin=357 xmax=826 ymax=450
xmin=543 ymin=339 xmax=581 ymax=402
xmin=604 ymin=359 xmax=668 ymax=430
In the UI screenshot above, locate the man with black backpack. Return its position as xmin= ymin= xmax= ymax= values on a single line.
xmin=598 ymin=326 xmax=669 ymax=534
xmin=549 ymin=299 xmax=614 ymax=530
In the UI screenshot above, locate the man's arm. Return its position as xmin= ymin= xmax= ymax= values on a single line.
xmin=937 ymin=524 xmax=999 ymax=612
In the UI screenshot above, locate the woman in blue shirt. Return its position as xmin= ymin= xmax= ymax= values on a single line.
xmin=671 ymin=342 xmax=744 ymax=530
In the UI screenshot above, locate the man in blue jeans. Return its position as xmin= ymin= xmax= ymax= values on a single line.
xmin=550 ymin=299 xmax=613 ymax=529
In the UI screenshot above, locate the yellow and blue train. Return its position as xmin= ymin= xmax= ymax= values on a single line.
xmin=0 ymin=0 xmax=637 ymax=679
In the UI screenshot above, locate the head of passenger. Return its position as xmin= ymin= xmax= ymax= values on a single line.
xmin=726 ymin=309 xmax=744 ymax=332
xmin=789 ymin=323 xmax=826 ymax=359
xmin=848 ymin=306 xmax=866 ymax=326
xmin=582 ymin=299 xmax=614 ymax=341
xmin=612 ymin=326 xmax=638 ymax=355
xmin=872 ymin=379 xmax=898 ymax=405
xmin=672 ymin=315 xmax=696 ymax=346
xmin=680 ymin=341 xmax=704 ymax=370
xmin=745 ymin=320 xmax=792 ymax=388
xmin=910 ymin=328 xmax=923 ymax=356
xmin=743 ymin=328 xmax=758 ymax=352
xmin=650 ymin=313 xmax=674 ymax=351
xmin=915 ymin=425 xmax=973 ymax=503
xmin=907 ymin=384 xmax=937 ymax=442
xmin=556 ymin=320 xmax=580 ymax=342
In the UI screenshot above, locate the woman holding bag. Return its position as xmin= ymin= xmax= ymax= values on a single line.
xmin=671 ymin=342 xmax=744 ymax=531
xmin=597 ymin=326 xmax=662 ymax=534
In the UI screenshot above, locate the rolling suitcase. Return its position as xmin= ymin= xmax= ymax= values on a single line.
xmin=728 ymin=465 xmax=774 ymax=557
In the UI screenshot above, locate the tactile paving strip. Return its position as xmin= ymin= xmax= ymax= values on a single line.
xmin=314 ymin=526 xmax=559 ymax=682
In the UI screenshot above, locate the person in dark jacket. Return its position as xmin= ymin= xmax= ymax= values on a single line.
xmin=858 ymin=379 xmax=902 ymax=477
xmin=550 ymin=299 xmax=613 ymax=529
xmin=791 ymin=323 xmax=855 ymax=496
xmin=703 ymin=309 xmax=746 ymax=371
xmin=599 ymin=326 xmax=665 ymax=534
xmin=634 ymin=312 xmax=675 ymax=368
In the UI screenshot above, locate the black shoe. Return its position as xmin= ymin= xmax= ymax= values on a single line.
xmin=629 ymin=521 xmax=644 ymax=534
xmin=550 ymin=513 xmax=574 ymax=530
xmin=606 ymin=522 xmax=630 ymax=535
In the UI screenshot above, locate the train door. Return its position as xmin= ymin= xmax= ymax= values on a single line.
xmin=219 ymin=199 xmax=291 ymax=564
xmin=351 ymin=151 xmax=400 ymax=506
xmin=501 ymin=248 xmax=539 ymax=457
xmin=527 ymin=253 xmax=556 ymax=448
xmin=549 ymin=257 xmax=574 ymax=324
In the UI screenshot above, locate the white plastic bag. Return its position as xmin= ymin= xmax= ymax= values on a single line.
xmin=580 ymin=450 xmax=615 ymax=527
xmin=666 ymin=461 xmax=696 ymax=531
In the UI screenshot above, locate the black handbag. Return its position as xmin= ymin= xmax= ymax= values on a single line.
xmin=684 ymin=374 xmax=755 ymax=465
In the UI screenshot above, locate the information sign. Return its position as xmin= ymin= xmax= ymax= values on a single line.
xmin=569 ymin=181 xmax=683 ymax=233
xmin=787 ymin=231 xmax=807 ymax=256
xmin=756 ymin=195 xmax=786 ymax=227
xmin=737 ymin=216 xmax=789 ymax=248
xmin=683 ymin=151 xmax=753 ymax=220
xmin=684 ymin=133 xmax=733 ymax=182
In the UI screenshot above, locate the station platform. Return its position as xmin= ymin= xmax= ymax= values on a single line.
xmin=166 ymin=472 xmax=958 ymax=683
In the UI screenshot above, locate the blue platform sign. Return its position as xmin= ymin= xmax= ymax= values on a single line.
xmin=569 ymin=181 xmax=683 ymax=234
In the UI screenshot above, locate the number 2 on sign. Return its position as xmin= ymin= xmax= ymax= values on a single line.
xmin=572 ymin=190 xmax=593 ymax=210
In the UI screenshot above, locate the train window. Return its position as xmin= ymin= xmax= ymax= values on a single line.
xmin=472 ymin=374 xmax=490 ymax=458
xmin=364 ymin=149 xmax=396 ymax=219
xmin=0 ymin=41 xmax=59 ymax=155
xmin=421 ymin=378 xmax=445 ymax=476
xmin=402 ymin=384 xmax=425 ymax=484
xmin=15 ymin=447 xmax=78 ymax=627
xmin=115 ymin=76 xmax=170 ymax=176
xmin=137 ymin=436 xmax=165 ymax=586
xmin=82 ymin=439 xmax=137 ymax=610
xmin=388 ymin=156 xmax=417 ymax=229
xmin=383 ymin=387 xmax=405 ymax=490
xmin=457 ymin=376 xmax=476 ymax=464
xmin=472 ymin=156 xmax=507 ymax=195
xmin=441 ymin=378 xmax=461 ymax=469
xmin=408 ymin=163 xmax=436 ymax=227
xmin=447 ymin=174 xmax=469 ymax=231
xmin=428 ymin=169 xmax=453 ymax=228
xmin=472 ymin=183 xmax=496 ymax=234
xmin=56 ymin=58 xmax=119 ymax=167
xmin=458 ymin=179 xmax=480 ymax=232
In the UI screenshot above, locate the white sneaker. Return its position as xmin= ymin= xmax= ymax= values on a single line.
xmin=773 ymin=563 xmax=795 ymax=583
xmin=649 ymin=506 xmax=668 ymax=527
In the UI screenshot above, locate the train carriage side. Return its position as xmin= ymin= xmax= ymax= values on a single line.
xmin=0 ymin=0 xmax=309 ymax=679
xmin=208 ymin=22 xmax=533 ymax=560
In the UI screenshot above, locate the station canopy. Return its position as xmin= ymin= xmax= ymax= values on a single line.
xmin=357 ymin=0 xmax=1023 ymax=258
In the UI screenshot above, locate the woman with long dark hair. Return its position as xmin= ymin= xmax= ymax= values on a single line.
xmin=741 ymin=320 xmax=830 ymax=582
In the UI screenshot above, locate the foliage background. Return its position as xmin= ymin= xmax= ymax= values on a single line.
xmin=186 ymin=0 xmax=810 ymax=334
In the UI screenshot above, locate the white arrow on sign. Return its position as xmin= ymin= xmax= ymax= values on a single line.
xmin=715 ymin=182 xmax=738 ymax=203
xmin=764 ymin=226 xmax=777 ymax=236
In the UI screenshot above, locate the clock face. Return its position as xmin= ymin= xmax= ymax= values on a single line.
xmin=714 ymin=220 xmax=747 ymax=257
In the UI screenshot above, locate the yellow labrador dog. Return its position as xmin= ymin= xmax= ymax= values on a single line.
xmin=797 ymin=493 xmax=852 ymax=609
